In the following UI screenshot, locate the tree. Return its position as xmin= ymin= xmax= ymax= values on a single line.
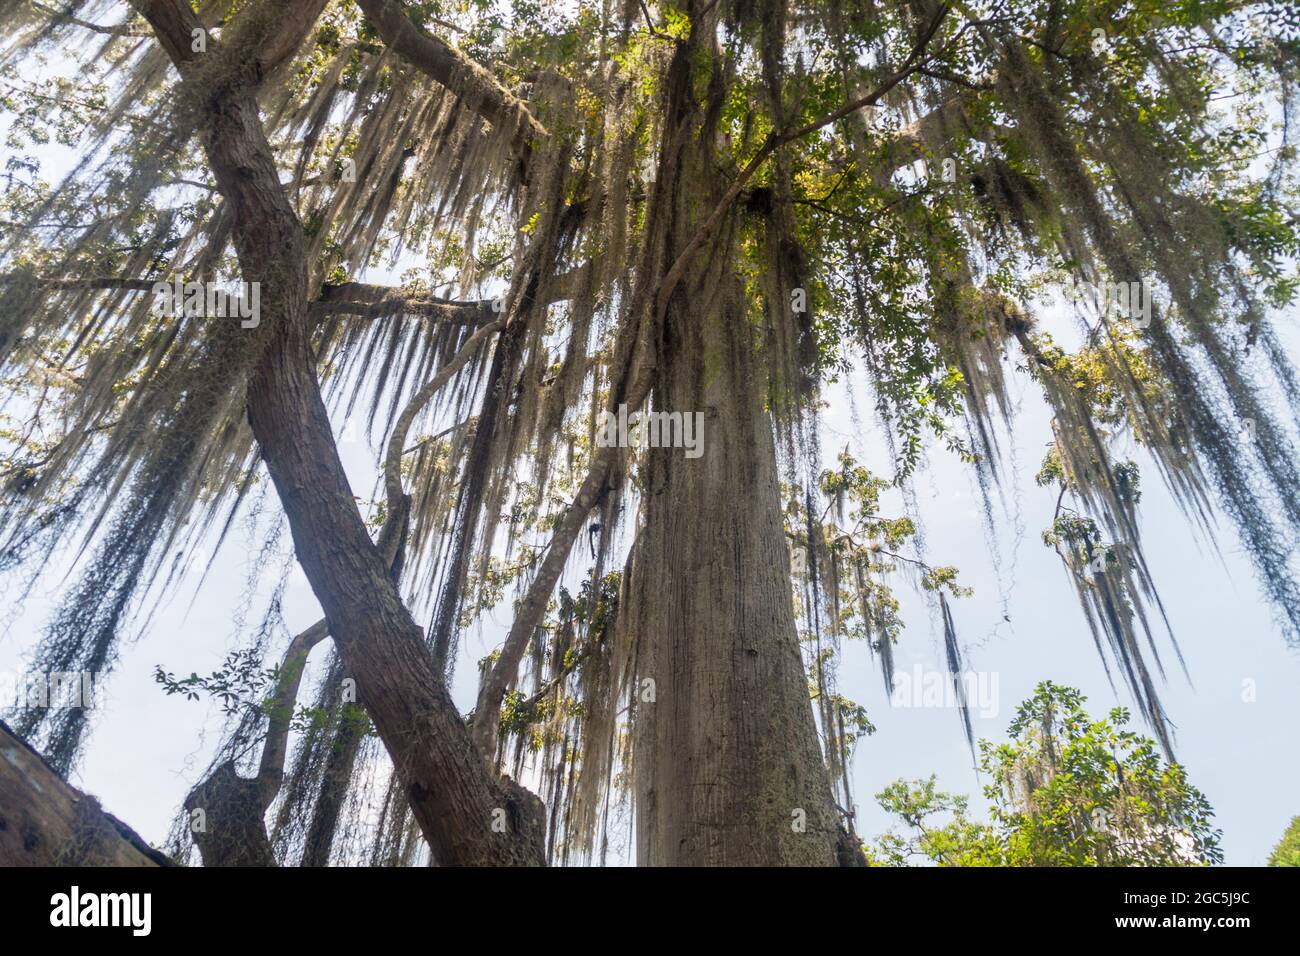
xmin=865 ymin=683 xmax=1224 ymax=866
xmin=864 ymin=777 xmax=1004 ymax=866
xmin=1268 ymin=816 xmax=1300 ymax=866
xmin=0 ymin=721 xmax=170 ymax=866
xmin=0 ymin=1 xmax=1296 ymax=866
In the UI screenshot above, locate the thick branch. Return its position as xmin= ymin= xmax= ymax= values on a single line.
xmin=469 ymin=312 xmax=654 ymax=757
xmin=313 ymin=282 xmax=499 ymax=324
xmin=0 ymin=721 xmax=170 ymax=865
xmin=216 ymin=0 xmax=331 ymax=83
xmin=128 ymin=0 xmax=205 ymax=70
xmin=313 ymin=266 xmax=586 ymax=323
xmin=355 ymin=0 xmax=547 ymax=158
xmin=254 ymin=618 xmax=330 ymax=809
xmin=132 ymin=0 xmax=327 ymax=89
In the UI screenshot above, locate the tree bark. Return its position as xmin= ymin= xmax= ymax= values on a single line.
xmin=207 ymin=89 xmax=544 ymax=867
xmin=131 ymin=0 xmax=545 ymax=866
xmin=184 ymin=761 xmax=277 ymax=867
xmin=0 ymin=721 xmax=171 ymax=866
xmin=629 ymin=30 xmax=846 ymax=867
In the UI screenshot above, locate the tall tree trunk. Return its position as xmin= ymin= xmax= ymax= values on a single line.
xmin=629 ymin=34 xmax=846 ymax=867
xmin=127 ymin=0 xmax=546 ymax=865
xmin=182 ymin=81 xmax=544 ymax=865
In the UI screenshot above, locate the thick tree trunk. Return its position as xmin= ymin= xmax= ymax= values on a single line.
xmin=629 ymin=39 xmax=846 ymax=867
xmin=0 ymin=721 xmax=171 ymax=866
xmin=631 ymin=287 xmax=846 ymax=865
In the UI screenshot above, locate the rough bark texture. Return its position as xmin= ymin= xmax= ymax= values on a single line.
xmin=0 ymin=721 xmax=171 ymax=866
xmin=355 ymin=0 xmax=546 ymax=158
xmin=205 ymin=90 xmax=543 ymax=867
xmin=629 ymin=37 xmax=844 ymax=867
xmin=184 ymin=761 xmax=277 ymax=867
xmin=130 ymin=0 xmax=546 ymax=866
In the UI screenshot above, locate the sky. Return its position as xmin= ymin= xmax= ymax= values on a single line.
xmin=823 ymin=355 xmax=1300 ymax=866
xmin=1 ymin=7 xmax=1298 ymax=866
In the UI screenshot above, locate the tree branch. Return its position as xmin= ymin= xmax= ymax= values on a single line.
xmin=0 ymin=274 xmax=158 ymax=292
xmin=468 ymin=303 xmax=655 ymax=757
xmin=313 ymin=282 xmax=499 ymax=324
xmin=383 ymin=320 xmax=505 ymax=513
xmin=313 ymin=265 xmax=588 ymax=323
xmin=29 ymin=1 xmax=148 ymax=36
xmin=254 ymin=618 xmax=330 ymax=809
xmin=354 ymin=0 xmax=547 ymax=159
xmin=127 ymin=0 xmax=206 ymax=71
xmin=216 ymin=0 xmax=330 ymax=83
xmin=0 ymin=721 xmax=171 ymax=865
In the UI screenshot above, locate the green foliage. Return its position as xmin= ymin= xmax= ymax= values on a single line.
xmin=154 ymin=650 xmax=276 ymax=715
xmin=153 ymin=651 xmax=364 ymax=736
xmin=865 ymin=682 xmax=1223 ymax=866
xmin=864 ymin=777 xmax=1002 ymax=866
xmin=1268 ymin=816 xmax=1300 ymax=866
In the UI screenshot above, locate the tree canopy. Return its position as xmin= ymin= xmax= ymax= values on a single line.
xmin=865 ymin=682 xmax=1223 ymax=866
xmin=0 ymin=0 xmax=1297 ymax=866
xmin=1268 ymin=815 xmax=1300 ymax=866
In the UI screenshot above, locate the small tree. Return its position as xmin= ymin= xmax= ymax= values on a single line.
xmin=865 ymin=777 xmax=1002 ymax=867
xmin=866 ymin=683 xmax=1223 ymax=866
xmin=1268 ymin=817 xmax=1300 ymax=867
